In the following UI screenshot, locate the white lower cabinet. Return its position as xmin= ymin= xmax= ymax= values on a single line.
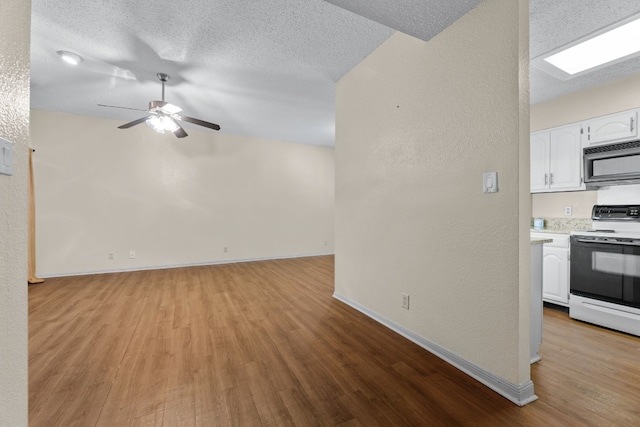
xmin=542 ymin=246 xmax=569 ymax=305
xmin=531 ymin=233 xmax=570 ymax=306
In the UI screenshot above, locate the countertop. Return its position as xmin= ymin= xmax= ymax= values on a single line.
xmin=530 ymin=228 xmax=572 ymax=235
xmin=531 ymin=237 xmax=553 ymax=245
xmin=530 ymin=218 xmax=592 ymax=235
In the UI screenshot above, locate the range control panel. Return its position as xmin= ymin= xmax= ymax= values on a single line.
xmin=592 ymin=205 xmax=640 ymax=221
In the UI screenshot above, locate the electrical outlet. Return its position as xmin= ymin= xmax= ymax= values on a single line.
xmin=108 ymin=252 xmax=114 ymax=260
xmin=564 ymin=206 xmax=573 ymax=216
xmin=129 ymin=250 xmax=136 ymax=259
xmin=401 ymin=293 xmax=410 ymax=310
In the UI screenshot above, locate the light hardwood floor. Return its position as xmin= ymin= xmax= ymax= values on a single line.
xmin=29 ymin=256 xmax=640 ymax=426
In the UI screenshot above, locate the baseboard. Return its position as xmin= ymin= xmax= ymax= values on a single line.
xmin=39 ymin=252 xmax=335 ymax=278
xmin=543 ymin=301 xmax=569 ymax=313
xmin=332 ymin=293 xmax=538 ymax=407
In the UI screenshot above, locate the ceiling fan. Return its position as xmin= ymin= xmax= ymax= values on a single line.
xmin=98 ymin=73 xmax=220 ymax=138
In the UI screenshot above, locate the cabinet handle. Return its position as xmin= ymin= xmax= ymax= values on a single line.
xmin=544 ymin=173 xmax=548 ymax=185
xmin=549 ymin=173 xmax=554 ymax=185
xmin=631 ymin=117 xmax=635 ymax=133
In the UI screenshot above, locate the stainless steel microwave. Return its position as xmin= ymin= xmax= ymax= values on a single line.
xmin=583 ymin=140 xmax=640 ymax=189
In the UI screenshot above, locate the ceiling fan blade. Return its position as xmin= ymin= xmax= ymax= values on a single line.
xmin=98 ymin=104 xmax=148 ymax=112
xmin=118 ymin=116 xmax=150 ymax=129
xmin=173 ymin=122 xmax=188 ymax=138
xmin=175 ymin=114 xmax=220 ymax=131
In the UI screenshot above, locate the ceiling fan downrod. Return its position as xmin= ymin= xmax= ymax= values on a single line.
xmin=157 ymin=73 xmax=169 ymax=102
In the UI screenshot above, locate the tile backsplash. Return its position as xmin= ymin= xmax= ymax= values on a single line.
xmin=531 ymin=217 xmax=592 ymax=232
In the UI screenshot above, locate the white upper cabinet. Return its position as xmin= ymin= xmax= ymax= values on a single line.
xmin=530 ymin=131 xmax=550 ymax=192
xmin=585 ymin=109 xmax=638 ymax=146
xmin=531 ymin=124 xmax=583 ymax=193
xmin=549 ymin=124 xmax=583 ymax=190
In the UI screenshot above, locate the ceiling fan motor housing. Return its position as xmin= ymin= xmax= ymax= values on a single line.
xmin=149 ymin=100 xmax=168 ymax=111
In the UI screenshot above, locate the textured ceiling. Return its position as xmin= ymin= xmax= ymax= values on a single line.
xmin=324 ymin=0 xmax=483 ymax=42
xmin=30 ymin=0 xmax=394 ymax=146
xmin=30 ymin=0 xmax=640 ymax=146
xmin=530 ymin=0 xmax=640 ymax=104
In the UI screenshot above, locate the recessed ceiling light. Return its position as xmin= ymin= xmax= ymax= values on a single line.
xmin=532 ymin=13 xmax=640 ymax=80
xmin=57 ymin=50 xmax=84 ymax=66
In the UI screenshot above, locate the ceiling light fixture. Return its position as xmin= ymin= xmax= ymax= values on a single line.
xmin=57 ymin=50 xmax=84 ymax=66
xmin=146 ymin=115 xmax=179 ymax=134
xmin=532 ymin=13 xmax=640 ymax=80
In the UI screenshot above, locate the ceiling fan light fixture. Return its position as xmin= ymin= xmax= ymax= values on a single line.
xmin=146 ymin=115 xmax=179 ymax=134
xmin=161 ymin=116 xmax=179 ymax=132
xmin=146 ymin=116 xmax=165 ymax=134
xmin=56 ymin=50 xmax=84 ymax=66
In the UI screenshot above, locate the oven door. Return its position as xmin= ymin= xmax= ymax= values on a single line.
xmin=570 ymin=236 xmax=640 ymax=309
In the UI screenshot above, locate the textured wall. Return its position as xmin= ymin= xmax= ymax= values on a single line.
xmin=532 ymin=191 xmax=597 ymax=218
xmin=335 ymin=0 xmax=530 ymax=384
xmin=531 ymin=71 xmax=640 ymax=132
xmin=0 ymin=0 xmax=30 ymax=425
xmin=31 ymin=110 xmax=334 ymax=277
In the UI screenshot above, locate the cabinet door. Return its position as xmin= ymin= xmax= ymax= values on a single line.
xmin=587 ymin=110 xmax=637 ymax=146
xmin=542 ymin=246 xmax=569 ymax=305
xmin=530 ymin=131 xmax=550 ymax=192
xmin=549 ymin=124 xmax=582 ymax=191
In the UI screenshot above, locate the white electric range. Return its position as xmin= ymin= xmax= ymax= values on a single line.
xmin=569 ymin=205 xmax=640 ymax=336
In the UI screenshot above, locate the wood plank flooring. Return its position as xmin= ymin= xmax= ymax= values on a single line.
xmin=29 ymin=256 xmax=640 ymax=426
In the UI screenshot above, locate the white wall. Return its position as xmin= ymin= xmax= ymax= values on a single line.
xmin=335 ymin=0 xmax=530 ymax=392
xmin=0 ymin=0 xmax=30 ymax=424
xmin=531 ymin=71 xmax=640 ymax=215
xmin=31 ymin=110 xmax=334 ymax=277
xmin=531 ymin=72 xmax=640 ymax=132
xmin=532 ymin=191 xmax=597 ymax=218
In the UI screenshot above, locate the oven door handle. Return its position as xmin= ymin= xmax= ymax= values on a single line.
xmin=574 ymin=238 xmax=640 ymax=246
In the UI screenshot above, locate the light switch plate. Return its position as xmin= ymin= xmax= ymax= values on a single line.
xmin=483 ymin=171 xmax=498 ymax=193
xmin=0 ymin=137 xmax=14 ymax=176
